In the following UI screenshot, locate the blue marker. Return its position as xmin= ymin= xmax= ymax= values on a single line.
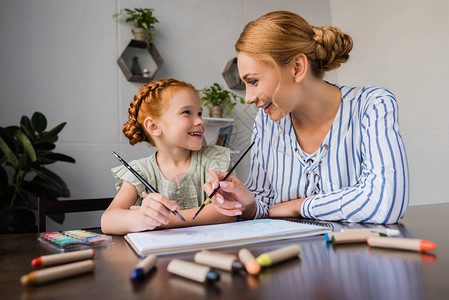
xmin=131 ymin=254 xmax=157 ymax=280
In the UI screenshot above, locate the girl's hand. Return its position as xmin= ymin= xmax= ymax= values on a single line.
xmin=204 ymin=170 xmax=257 ymax=219
xmin=134 ymin=192 xmax=179 ymax=230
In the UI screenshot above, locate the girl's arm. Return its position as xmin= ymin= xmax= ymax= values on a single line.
xmin=101 ymin=181 xmax=179 ymax=234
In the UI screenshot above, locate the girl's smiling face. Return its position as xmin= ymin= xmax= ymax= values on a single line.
xmin=157 ymin=88 xmax=205 ymax=151
xmin=238 ymin=52 xmax=299 ymax=122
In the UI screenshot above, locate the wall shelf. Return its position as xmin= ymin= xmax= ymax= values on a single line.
xmin=117 ymin=40 xmax=163 ymax=83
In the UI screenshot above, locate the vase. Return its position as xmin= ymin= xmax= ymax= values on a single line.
xmin=132 ymin=27 xmax=149 ymax=42
xmin=131 ymin=56 xmax=142 ymax=76
xmin=210 ymin=106 xmax=224 ymax=118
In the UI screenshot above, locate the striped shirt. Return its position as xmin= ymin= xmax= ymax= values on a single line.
xmin=244 ymin=85 xmax=409 ymax=224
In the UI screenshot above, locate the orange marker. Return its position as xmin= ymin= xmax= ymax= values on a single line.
xmin=31 ymin=249 xmax=95 ymax=267
xmin=238 ymin=248 xmax=260 ymax=275
xmin=367 ymin=236 xmax=436 ymax=252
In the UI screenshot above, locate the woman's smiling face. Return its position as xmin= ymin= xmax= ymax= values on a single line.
xmin=237 ymin=52 xmax=299 ymax=122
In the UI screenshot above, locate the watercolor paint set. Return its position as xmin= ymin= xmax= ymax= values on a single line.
xmin=38 ymin=230 xmax=112 ymax=252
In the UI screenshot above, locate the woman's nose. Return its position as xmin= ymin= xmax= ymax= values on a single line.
xmin=245 ymin=91 xmax=257 ymax=104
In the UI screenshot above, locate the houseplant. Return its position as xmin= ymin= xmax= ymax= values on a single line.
xmin=113 ymin=8 xmax=159 ymax=42
xmin=0 ymin=112 xmax=75 ymax=233
xmin=200 ymin=83 xmax=245 ymax=118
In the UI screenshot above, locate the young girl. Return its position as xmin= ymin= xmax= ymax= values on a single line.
xmin=101 ymin=79 xmax=234 ymax=234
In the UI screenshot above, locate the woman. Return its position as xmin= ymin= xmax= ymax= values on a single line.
xmin=205 ymin=11 xmax=409 ymax=224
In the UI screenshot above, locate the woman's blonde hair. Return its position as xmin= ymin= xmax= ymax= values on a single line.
xmin=122 ymin=78 xmax=196 ymax=147
xmin=235 ymin=10 xmax=353 ymax=78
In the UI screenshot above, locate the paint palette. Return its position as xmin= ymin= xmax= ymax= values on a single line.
xmin=38 ymin=230 xmax=112 ymax=252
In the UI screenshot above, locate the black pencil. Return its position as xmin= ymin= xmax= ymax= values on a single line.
xmin=112 ymin=151 xmax=186 ymax=222
xmin=192 ymin=141 xmax=255 ymax=220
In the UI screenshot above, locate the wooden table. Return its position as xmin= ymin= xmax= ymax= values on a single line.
xmin=1 ymin=203 xmax=448 ymax=300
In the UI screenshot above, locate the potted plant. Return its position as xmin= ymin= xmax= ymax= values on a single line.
xmin=113 ymin=8 xmax=159 ymax=42
xmin=200 ymin=83 xmax=245 ymax=118
xmin=0 ymin=112 xmax=75 ymax=233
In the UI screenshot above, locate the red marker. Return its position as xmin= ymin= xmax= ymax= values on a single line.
xmin=367 ymin=236 xmax=436 ymax=252
xmin=31 ymin=249 xmax=95 ymax=267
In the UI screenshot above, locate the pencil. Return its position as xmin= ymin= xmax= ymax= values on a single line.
xmin=112 ymin=151 xmax=186 ymax=222
xmin=192 ymin=141 xmax=255 ymax=220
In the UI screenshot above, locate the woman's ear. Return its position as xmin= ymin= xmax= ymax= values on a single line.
xmin=292 ymin=54 xmax=308 ymax=83
xmin=143 ymin=117 xmax=161 ymax=137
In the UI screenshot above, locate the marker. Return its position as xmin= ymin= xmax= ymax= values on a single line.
xmin=341 ymin=228 xmax=401 ymax=236
xmin=256 ymin=245 xmax=302 ymax=267
xmin=31 ymin=249 xmax=95 ymax=267
xmin=112 ymin=151 xmax=186 ymax=222
xmin=167 ymin=259 xmax=220 ymax=283
xmin=130 ymin=254 xmax=157 ymax=280
xmin=367 ymin=236 xmax=437 ymax=252
xmin=21 ymin=260 xmax=95 ymax=286
xmin=193 ymin=141 xmax=255 ymax=220
xmin=194 ymin=250 xmax=243 ymax=271
xmin=328 ymin=231 xmax=382 ymax=244
xmin=238 ymin=248 xmax=260 ymax=275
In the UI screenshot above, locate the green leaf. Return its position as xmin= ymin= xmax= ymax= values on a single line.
xmin=31 ymin=167 xmax=71 ymax=197
xmin=33 ymin=142 xmax=56 ymax=150
xmin=43 ymin=153 xmax=76 ymax=163
xmin=42 ymin=122 xmax=66 ymax=139
xmin=0 ymin=137 xmax=19 ymax=168
xmin=20 ymin=116 xmax=37 ymax=141
xmin=15 ymin=130 xmax=37 ymax=162
xmin=31 ymin=112 xmax=47 ymax=133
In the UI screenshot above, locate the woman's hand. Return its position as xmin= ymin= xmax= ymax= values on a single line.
xmin=131 ymin=192 xmax=179 ymax=230
xmin=204 ymin=170 xmax=257 ymax=219
xmin=268 ymin=199 xmax=305 ymax=218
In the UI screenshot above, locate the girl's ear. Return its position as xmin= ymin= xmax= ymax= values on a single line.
xmin=143 ymin=117 xmax=161 ymax=137
xmin=292 ymin=54 xmax=308 ymax=83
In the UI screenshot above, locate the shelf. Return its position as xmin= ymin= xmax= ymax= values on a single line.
xmin=203 ymin=117 xmax=235 ymax=125
xmin=117 ymin=40 xmax=163 ymax=83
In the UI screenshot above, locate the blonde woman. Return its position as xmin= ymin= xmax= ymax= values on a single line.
xmin=205 ymin=11 xmax=409 ymax=224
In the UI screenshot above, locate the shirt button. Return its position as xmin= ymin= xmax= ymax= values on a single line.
xmin=175 ymin=189 xmax=180 ymax=195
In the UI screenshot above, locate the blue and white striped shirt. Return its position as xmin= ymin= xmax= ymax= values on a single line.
xmin=244 ymin=85 xmax=409 ymax=224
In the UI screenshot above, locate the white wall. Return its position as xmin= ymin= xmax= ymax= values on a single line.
xmin=0 ymin=0 xmax=332 ymax=230
xmin=330 ymin=0 xmax=449 ymax=206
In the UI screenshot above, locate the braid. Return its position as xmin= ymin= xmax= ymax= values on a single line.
xmin=122 ymin=79 xmax=196 ymax=146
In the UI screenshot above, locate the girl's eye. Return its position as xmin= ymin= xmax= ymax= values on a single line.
xmin=198 ymin=111 xmax=203 ymax=117
xmin=182 ymin=110 xmax=191 ymax=115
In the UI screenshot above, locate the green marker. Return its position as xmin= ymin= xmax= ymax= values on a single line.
xmin=256 ymin=245 xmax=302 ymax=267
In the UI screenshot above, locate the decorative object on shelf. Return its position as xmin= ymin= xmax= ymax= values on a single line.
xmin=0 ymin=112 xmax=76 ymax=233
xmin=200 ymin=83 xmax=245 ymax=118
xmin=113 ymin=8 xmax=159 ymax=43
xmin=222 ymin=57 xmax=245 ymax=90
xmin=215 ymin=125 xmax=233 ymax=148
xmin=130 ymin=56 xmax=142 ymax=76
xmin=117 ymin=40 xmax=164 ymax=83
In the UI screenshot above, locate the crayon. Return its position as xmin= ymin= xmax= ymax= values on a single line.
xmin=328 ymin=231 xmax=382 ymax=244
xmin=341 ymin=228 xmax=401 ymax=236
xmin=130 ymin=254 xmax=157 ymax=280
xmin=256 ymin=245 xmax=302 ymax=267
xmin=21 ymin=260 xmax=95 ymax=286
xmin=167 ymin=259 xmax=220 ymax=283
xmin=367 ymin=236 xmax=437 ymax=252
xmin=193 ymin=141 xmax=255 ymax=220
xmin=238 ymin=248 xmax=260 ymax=275
xmin=31 ymin=249 xmax=95 ymax=267
xmin=194 ymin=250 xmax=243 ymax=271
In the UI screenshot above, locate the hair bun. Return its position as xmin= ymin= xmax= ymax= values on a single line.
xmin=312 ymin=26 xmax=353 ymax=72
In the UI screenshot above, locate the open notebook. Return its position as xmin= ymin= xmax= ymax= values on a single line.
xmin=125 ymin=219 xmax=331 ymax=256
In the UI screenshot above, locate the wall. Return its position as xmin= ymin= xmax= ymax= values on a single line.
xmin=329 ymin=0 xmax=449 ymax=206
xmin=0 ymin=0 xmax=332 ymax=230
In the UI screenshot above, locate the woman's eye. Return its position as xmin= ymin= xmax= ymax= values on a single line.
xmin=248 ymin=79 xmax=258 ymax=86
